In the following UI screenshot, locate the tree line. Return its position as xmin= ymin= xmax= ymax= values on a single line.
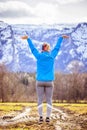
xmin=0 ymin=64 xmax=87 ymax=103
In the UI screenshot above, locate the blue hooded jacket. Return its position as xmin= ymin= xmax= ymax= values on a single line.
xmin=27 ymin=37 xmax=63 ymax=81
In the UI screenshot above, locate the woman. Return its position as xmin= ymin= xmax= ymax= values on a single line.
xmin=22 ymin=35 xmax=69 ymax=123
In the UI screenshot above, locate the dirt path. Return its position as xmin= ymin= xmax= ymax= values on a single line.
xmin=0 ymin=106 xmax=87 ymax=130
xmin=53 ymin=106 xmax=87 ymax=130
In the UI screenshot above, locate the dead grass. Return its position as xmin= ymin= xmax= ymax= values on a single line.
xmin=0 ymin=102 xmax=87 ymax=130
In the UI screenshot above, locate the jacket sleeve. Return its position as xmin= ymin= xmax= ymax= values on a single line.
xmin=51 ymin=37 xmax=63 ymax=58
xmin=27 ymin=38 xmax=39 ymax=59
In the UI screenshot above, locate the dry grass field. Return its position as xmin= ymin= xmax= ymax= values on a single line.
xmin=0 ymin=102 xmax=87 ymax=130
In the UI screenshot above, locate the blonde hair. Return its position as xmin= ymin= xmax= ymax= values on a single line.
xmin=42 ymin=43 xmax=50 ymax=51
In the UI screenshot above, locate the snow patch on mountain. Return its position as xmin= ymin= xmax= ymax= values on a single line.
xmin=0 ymin=21 xmax=14 ymax=67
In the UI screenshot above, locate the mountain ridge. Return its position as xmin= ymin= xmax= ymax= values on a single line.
xmin=0 ymin=21 xmax=87 ymax=73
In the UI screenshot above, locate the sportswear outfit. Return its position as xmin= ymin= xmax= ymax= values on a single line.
xmin=27 ymin=37 xmax=63 ymax=119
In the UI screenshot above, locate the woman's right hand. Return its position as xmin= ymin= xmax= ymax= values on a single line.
xmin=21 ymin=35 xmax=28 ymax=40
xmin=62 ymin=35 xmax=69 ymax=38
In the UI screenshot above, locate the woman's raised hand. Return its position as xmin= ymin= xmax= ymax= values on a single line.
xmin=21 ymin=35 xmax=28 ymax=40
xmin=62 ymin=35 xmax=69 ymax=38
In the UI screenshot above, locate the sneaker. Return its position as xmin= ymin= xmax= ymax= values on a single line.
xmin=38 ymin=116 xmax=43 ymax=124
xmin=45 ymin=117 xmax=50 ymax=123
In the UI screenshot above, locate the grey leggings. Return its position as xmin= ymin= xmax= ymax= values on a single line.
xmin=36 ymin=81 xmax=54 ymax=117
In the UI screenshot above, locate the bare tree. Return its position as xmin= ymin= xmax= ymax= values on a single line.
xmin=0 ymin=64 xmax=7 ymax=102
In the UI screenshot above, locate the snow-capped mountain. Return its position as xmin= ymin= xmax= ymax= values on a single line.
xmin=0 ymin=21 xmax=87 ymax=73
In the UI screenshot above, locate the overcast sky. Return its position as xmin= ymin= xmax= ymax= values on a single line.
xmin=0 ymin=0 xmax=87 ymax=24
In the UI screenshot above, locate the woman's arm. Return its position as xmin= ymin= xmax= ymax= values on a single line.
xmin=51 ymin=35 xmax=69 ymax=58
xmin=21 ymin=36 xmax=39 ymax=59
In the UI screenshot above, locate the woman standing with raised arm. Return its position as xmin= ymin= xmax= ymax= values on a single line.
xmin=21 ymin=35 xmax=69 ymax=123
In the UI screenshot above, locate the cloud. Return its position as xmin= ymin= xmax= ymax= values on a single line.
xmin=0 ymin=1 xmax=60 ymax=23
xmin=0 ymin=0 xmax=87 ymax=24
xmin=55 ymin=0 xmax=85 ymax=4
xmin=34 ymin=3 xmax=58 ymax=18
xmin=0 ymin=1 xmax=34 ymax=18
